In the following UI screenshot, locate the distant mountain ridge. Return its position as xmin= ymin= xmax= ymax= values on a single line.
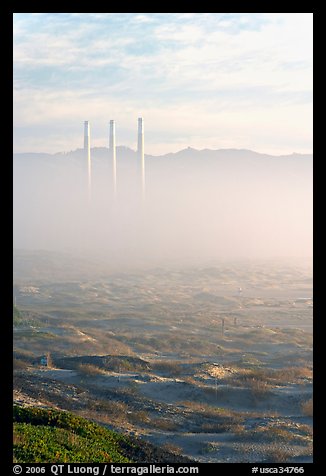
xmin=13 ymin=147 xmax=313 ymax=161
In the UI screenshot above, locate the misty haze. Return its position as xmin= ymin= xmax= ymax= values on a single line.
xmin=13 ymin=143 xmax=313 ymax=463
xmin=13 ymin=12 xmax=313 ymax=466
xmin=13 ymin=146 xmax=312 ymax=267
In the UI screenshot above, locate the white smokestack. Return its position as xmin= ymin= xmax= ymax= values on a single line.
xmin=109 ymin=120 xmax=117 ymax=196
xmin=84 ymin=121 xmax=91 ymax=200
xmin=137 ymin=117 xmax=145 ymax=198
xmin=84 ymin=121 xmax=90 ymax=152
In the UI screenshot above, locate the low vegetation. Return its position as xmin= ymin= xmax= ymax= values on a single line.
xmin=13 ymin=261 xmax=313 ymax=463
xmin=13 ymin=405 xmax=192 ymax=463
xmin=227 ymin=366 xmax=312 ymax=394
xmin=264 ymin=446 xmax=293 ymax=463
xmin=152 ymin=361 xmax=182 ymax=376
xmin=13 ymin=306 xmax=23 ymax=326
xmin=301 ymin=398 xmax=313 ymax=417
xmin=13 ymin=358 xmax=29 ymax=371
xmin=75 ymin=363 xmax=107 ymax=376
xmin=13 ymin=405 xmax=131 ymax=463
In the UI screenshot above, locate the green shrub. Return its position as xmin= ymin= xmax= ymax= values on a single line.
xmin=13 ymin=405 xmax=191 ymax=464
xmin=13 ymin=306 xmax=22 ymax=326
xmin=13 ymin=405 xmax=131 ymax=463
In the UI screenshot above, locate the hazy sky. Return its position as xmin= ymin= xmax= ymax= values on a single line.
xmin=13 ymin=13 xmax=313 ymax=155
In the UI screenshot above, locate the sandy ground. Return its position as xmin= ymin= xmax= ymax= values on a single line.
xmin=21 ymin=364 xmax=312 ymax=463
xmin=13 ymin=261 xmax=313 ymax=463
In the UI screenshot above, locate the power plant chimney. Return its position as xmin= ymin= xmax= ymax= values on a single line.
xmin=137 ymin=117 xmax=145 ymax=198
xmin=109 ymin=120 xmax=117 ymax=196
xmin=84 ymin=121 xmax=91 ymax=199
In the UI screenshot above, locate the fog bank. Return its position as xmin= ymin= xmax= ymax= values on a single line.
xmin=13 ymin=147 xmax=313 ymax=268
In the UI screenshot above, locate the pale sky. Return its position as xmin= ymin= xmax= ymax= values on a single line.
xmin=13 ymin=13 xmax=313 ymax=155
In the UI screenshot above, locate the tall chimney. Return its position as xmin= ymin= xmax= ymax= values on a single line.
xmin=109 ymin=120 xmax=117 ymax=196
xmin=137 ymin=117 xmax=145 ymax=197
xmin=84 ymin=121 xmax=91 ymax=199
